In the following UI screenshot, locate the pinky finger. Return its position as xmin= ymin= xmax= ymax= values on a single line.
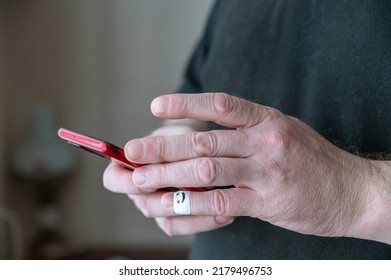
xmin=155 ymin=216 xmax=234 ymax=236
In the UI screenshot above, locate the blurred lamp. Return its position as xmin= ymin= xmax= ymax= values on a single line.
xmin=10 ymin=102 xmax=77 ymax=259
xmin=11 ymin=102 xmax=75 ymax=180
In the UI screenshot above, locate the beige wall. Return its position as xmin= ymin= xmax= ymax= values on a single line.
xmin=2 ymin=0 xmax=214 ymax=257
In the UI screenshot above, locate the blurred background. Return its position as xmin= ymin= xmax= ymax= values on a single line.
xmin=0 ymin=0 xmax=213 ymax=259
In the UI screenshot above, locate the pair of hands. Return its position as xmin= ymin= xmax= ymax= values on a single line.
xmin=103 ymin=93 xmax=391 ymax=244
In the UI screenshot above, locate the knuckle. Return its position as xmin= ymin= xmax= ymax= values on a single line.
xmin=265 ymin=125 xmax=291 ymax=151
xmin=269 ymin=130 xmax=286 ymax=149
xmin=211 ymin=92 xmax=235 ymax=117
xmin=154 ymin=137 xmax=168 ymax=162
xmin=213 ymin=189 xmax=229 ymax=215
xmin=263 ymin=159 xmax=286 ymax=179
xmin=196 ymin=158 xmax=218 ymax=185
xmin=155 ymin=164 xmax=170 ymax=187
xmin=265 ymin=107 xmax=284 ymax=120
xmin=143 ymin=136 xmax=170 ymax=162
xmin=193 ymin=132 xmax=217 ymax=157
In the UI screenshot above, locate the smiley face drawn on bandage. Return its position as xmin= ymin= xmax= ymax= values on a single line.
xmin=175 ymin=191 xmax=186 ymax=204
xmin=173 ymin=191 xmax=191 ymax=215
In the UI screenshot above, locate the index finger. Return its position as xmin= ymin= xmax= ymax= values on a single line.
xmin=151 ymin=92 xmax=278 ymax=129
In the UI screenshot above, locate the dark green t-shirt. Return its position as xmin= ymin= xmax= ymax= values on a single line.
xmin=180 ymin=0 xmax=391 ymax=259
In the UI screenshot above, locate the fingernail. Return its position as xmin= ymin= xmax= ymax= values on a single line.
xmin=133 ymin=169 xmax=147 ymax=186
xmin=151 ymin=96 xmax=169 ymax=115
xmin=161 ymin=193 xmax=173 ymax=208
xmin=125 ymin=139 xmax=144 ymax=161
xmin=215 ymin=216 xmax=234 ymax=225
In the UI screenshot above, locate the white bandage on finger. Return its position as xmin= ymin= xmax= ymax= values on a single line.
xmin=173 ymin=191 xmax=191 ymax=215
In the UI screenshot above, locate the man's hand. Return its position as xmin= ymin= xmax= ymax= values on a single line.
xmin=103 ymin=117 xmax=235 ymax=235
xmin=104 ymin=93 xmax=391 ymax=243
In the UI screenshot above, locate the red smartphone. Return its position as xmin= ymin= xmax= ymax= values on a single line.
xmin=58 ymin=127 xmax=205 ymax=192
xmin=58 ymin=127 xmax=142 ymax=170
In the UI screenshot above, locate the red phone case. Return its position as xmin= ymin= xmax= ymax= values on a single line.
xmin=58 ymin=127 xmax=205 ymax=192
xmin=58 ymin=127 xmax=142 ymax=170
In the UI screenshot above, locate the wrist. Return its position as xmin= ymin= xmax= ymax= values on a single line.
xmin=349 ymin=159 xmax=391 ymax=244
